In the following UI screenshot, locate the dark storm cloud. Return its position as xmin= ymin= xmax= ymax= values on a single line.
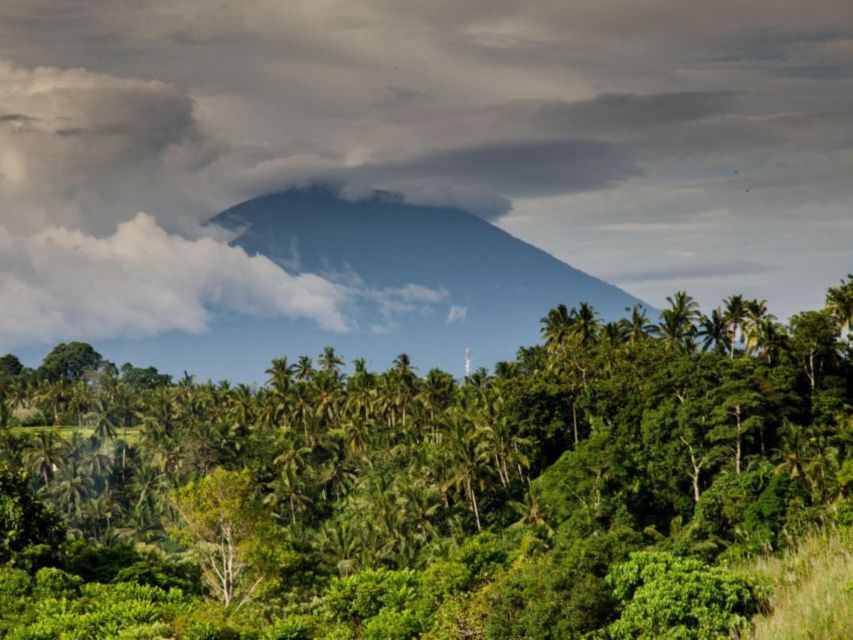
xmin=364 ymin=139 xmax=641 ymax=200
xmin=0 ymin=0 xmax=851 ymax=323
xmin=495 ymin=92 xmax=741 ymax=134
xmin=0 ymin=113 xmax=35 ymax=123
xmin=226 ymin=91 xmax=735 ymax=217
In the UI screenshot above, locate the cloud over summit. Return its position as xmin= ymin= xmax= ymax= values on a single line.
xmin=0 ymin=0 xmax=851 ymax=336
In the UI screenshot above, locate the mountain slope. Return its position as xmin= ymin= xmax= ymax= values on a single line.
xmin=205 ymin=187 xmax=646 ymax=375
xmin=30 ymin=188 xmax=647 ymax=381
xmin=213 ymin=188 xmax=636 ymax=308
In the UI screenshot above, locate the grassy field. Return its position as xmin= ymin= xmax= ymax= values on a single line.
xmin=9 ymin=425 xmax=141 ymax=444
xmin=747 ymin=527 xmax=853 ymax=639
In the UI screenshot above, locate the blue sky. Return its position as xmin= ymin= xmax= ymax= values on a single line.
xmin=0 ymin=1 xmax=852 ymax=354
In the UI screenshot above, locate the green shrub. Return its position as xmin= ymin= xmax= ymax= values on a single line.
xmin=362 ymin=608 xmax=421 ymax=640
xmin=11 ymin=407 xmax=46 ymax=427
xmin=64 ymin=541 xmax=140 ymax=582
xmin=606 ymin=551 xmax=764 ymax=639
xmin=0 ymin=465 xmax=65 ymax=565
xmin=0 ymin=567 xmax=31 ymax=597
xmin=263 ymin=615 xmax=317 ymax=640
xmin=481 ymin=529 xmax=637 ymax=639
xmin=33 ymin=567 xmax=82 ymax=598
xmin=324 ymin=568 xmax=418 ymax=624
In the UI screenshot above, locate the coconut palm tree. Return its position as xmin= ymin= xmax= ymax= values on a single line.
xmin=774 ymin=423 xmax=811 ymax=484
xmin=442 ymin=410 xmax=490 ymax=532
xmin=657 ymin=291 xmax=700 ymax=352
xmin=318 ymin=347 xmax=344 ymax=377
xmin=540 ymin=303 xmax=574 ymax=352
xmin=67 ymin=380 xmax=91 ymax=427
xmin=81 ymin=443 xmax=113 ymax=479
xmin=314 ymin=520 xmax=359 ymax=575
xmin=87 ymin=397 xmax=118 ymax=444
xmin=569 ymin=302 xmax=601 ymax=346
xmin=266 ymin=356 xmax=294 ymax=386
xmin=294 ymin=356 xmax=315 ymax=382
xmin=266 ymin=461 xmax=313 ymax=525
xmin=478 ymin=410 xmax=531 ymax=488
xmin=25 ymin=431 xmax=67 ymax=486
xmin=621 ymin=304 xmax=656 ymax=344
xmin=723 ymin=294 xmax=748 ymax=358
xmin=825 ymin=274 xmax=853 ymax=337
xmin=51 ymin=461 xmax=94 ymax=520
xmin=227 ymin=384 xmax=256 ymax=430
xmin=698 ymin=308 xmax=729 ymax=354
xmin=743 ymin=299 xmax=776 ymax=356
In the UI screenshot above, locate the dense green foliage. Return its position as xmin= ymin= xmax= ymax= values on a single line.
xmin=1 ymin=274 xmax=852 ymax=638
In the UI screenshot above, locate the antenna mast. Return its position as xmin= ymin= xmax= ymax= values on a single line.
xmin=464 ymin=348 xmax=471 ymax=378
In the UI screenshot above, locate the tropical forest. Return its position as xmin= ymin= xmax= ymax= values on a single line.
xmin=1 ymin=275 xmax=853 ymax=640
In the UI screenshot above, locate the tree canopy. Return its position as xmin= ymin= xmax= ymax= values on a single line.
xmin=0 ymin=278 xmax=851 ymax=638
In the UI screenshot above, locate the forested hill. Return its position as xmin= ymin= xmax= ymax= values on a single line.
xmin=0 ymin=276 xmax=852 ymax=638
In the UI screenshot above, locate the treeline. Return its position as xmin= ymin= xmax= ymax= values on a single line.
xmin=0 ymin=275 xmax=852 ymax=638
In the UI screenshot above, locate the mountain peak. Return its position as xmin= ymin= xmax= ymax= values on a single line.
xmin=201 ymin=188 xmax=648 ymax=376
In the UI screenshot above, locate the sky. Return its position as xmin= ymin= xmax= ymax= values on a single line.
xmin=1 ymin=1 xmax=852 ymax=354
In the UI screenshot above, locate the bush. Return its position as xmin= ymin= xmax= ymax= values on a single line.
xmin=606 ymin=551 xmax=765 ymax=639
xmin=0 ymin=465 xmax=65 ymax=565
xmin=10 ymin=407 xmax=46 ymax=427
xmin=0 ymin=568 xmax=31 ymax=632
xmin=264 ymin=615 xmax=316 ymax=640
xmin=362 ymin=608 xmax=421 ymax=640
xmin=324 ymin=568 xmax=418 ymax=624
xmin=33 ymin=567 xmax=82 ymax=598
xmin=694 ymin=469 xmax=767 ymax=545
xmin=5 ymin=581 xmax=188 ymax=640
xmin=64 ymin=542 xmax=140 ymax=583
xmin=481 ymin=529 xmax=637 ymax=640
xmin=0 ymin=568 xmax=30 ymax=597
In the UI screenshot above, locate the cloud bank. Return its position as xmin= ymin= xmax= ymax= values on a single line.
xmin=0 ymin=0 xmax=852 ymax=334
xmin=0 ymin=213 xmax=351 ymax=349
xmin=0 ymin=61 xmax=217 ymax=235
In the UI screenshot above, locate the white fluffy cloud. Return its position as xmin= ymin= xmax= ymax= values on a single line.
xmin=0 ymin=213 xmax=350 ymax=349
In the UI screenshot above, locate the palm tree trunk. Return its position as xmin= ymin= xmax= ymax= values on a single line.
xmin=467 ymin=478 xmax=482 ymax=532
xmin=735 ymin=404 xmax=742 ymax=474
xmin=572 ymin=404 xmax=578 ymax=445
xmin=808 ymin=350 xmax=816 ymax=391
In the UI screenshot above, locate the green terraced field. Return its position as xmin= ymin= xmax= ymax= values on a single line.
xmin=9 ymin=425 xmax=141 ymax=444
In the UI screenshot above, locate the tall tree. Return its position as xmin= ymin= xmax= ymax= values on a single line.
xmin=39 ymin=342 xmax=104 ymax=384
xmin=170 ymin=468 xmax=277 ymax=609
xmin=540 ymin=304 xmax=574 ymax=352
xmin=698 ymin=308 xmax=729 ymax=354
xmin=657 ymin=291 xmax=700 ymax=352
xmin=723 ymin=294 xmax=748 ymax=358
xmin=825 ymin=273 xmax=853 ymax=338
